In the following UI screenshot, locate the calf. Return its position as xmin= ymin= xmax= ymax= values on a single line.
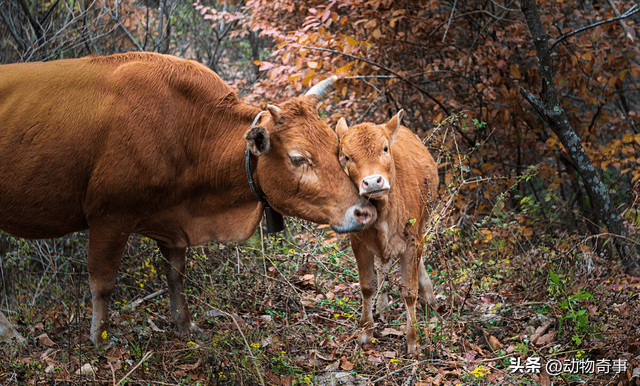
xmin=336 ymin=110 xmax=438 ymax=357
xmin=0 ymin=52 xmax=377 ymax=346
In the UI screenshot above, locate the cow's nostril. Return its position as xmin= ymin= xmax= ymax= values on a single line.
xmin=354 ymin=206 xmax=376 ymax=225
xmin=376 ymin=176 xmax=382 ymax=185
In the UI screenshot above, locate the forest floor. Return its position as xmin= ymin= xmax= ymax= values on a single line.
xmin=1 ymin=213 xmax=639 ymax=386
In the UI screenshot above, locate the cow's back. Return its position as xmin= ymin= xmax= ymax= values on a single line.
xmin=0 ymin=53 xmax=233 ymax=239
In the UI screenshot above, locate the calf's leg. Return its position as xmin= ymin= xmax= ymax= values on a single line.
xmin=375 ymin=255 xmax=392 ymax=321
xmin=158 ymin=245 xmax=192 ymax=336
xmin=352 ymin=240 xmax=376 ymax=347
xmin=418 ymin=257 xmax=436 ymax=308
xmin=399 ymin=247 xmax=420 ymax=357
xmin=87 ymin=221 xmax=131 ymax=347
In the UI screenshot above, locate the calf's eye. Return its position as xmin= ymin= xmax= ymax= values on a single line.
xmin=383 ymin=146 xmax=389 ymax=152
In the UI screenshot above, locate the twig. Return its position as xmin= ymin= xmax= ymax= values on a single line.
xmin=583 ymin=232 xmax=640 ymax=247
xmin=479 ymin=353 xmax=514 ymax=363
xmin=108 ymin=361 xmax=116 ymax=385
xmin=606 ymin=0 xmax=635 ymax=41
xmin=219 ymin=309 xmax=266 ymax=386
xmin=371 ymin=360 xmax=438 ymax=383
xmin=129 ymin=289 xmax=168 ymax=309
xmin=97 ymin=0 xmax=144 ymax=51
xmin=404 ymin=364 xmax=417 ymax=386
xmin=301 ymin=45 xmax=450 ymax=114
xmin=115 ymin=351 xmax=153 ymax=386
xmin=550 ymin=4 xmax=639 ymax=52
xmin=17 ymin=0 xmax=43 ymax=40
xmin=442 ymin=0 xmax=458 ymax=42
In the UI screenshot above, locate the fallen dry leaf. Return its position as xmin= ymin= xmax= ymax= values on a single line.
xmin=382 ymin=351 xmax=397 ymax=358
xmin=37 ymin=333 xmax=55 ymax=347
xmin=381 ymin=327 xmax=403 ymax=336
xmin=530 ymin=320 xmax=553 ymax=344
xmin=75 ymin=363 xmax=95 ymax=376
xmin=325 ymin=359 xmax=340 ymax=371
xmin=535 ymin=331 xmax=557 ymax=346
xmin=341 ymin=358 xmax=354 ymax=371
xmin=177 ymin=357 xmax=201 ymax=371
xmin=488 ymin=335 xmax=503 ymax=351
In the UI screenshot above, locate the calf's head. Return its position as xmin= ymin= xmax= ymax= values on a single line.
xmin=245 ymin=77 xmax=376 ymax=233
xmin=336 ymin=110 xmax=404 ymax=201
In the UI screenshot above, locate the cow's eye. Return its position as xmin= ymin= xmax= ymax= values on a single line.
xmin=344 ymin=154 xmax=350 ymax=161
xmin=383 ymin=145 xmax=389 ymax=152
xmin=289 ymin=154 xmax=308 ymax=167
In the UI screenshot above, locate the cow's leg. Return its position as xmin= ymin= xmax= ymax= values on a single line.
xmin=352 ymin=240 xmax=376 ymax=348
xmin=418 ymin=257 xmax=436 ymax=309
xmin=87 ymin=222 xmax=131 ymax=347
xmin=375 ymin=255 xmax=392 ymax=322
xmin=158 ymin=245 xmax=191 ymax=336
xmin=399 ymin=247 xmax=420 ymax=357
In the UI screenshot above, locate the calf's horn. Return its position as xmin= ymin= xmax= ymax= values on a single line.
xmin=305 ymin=75 xmax=338 ymax=98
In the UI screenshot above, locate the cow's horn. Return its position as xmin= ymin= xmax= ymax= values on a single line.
xmin=305 ymin=75 xmax=338 ymax=98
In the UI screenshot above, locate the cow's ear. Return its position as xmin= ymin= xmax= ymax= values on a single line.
xmin=385 ymin=109 xmax=403 ymax=143
xmin=335 ymin=118 xmax=349 ymax=141
xmin=245 ymin=125 xmax=271 ymax=156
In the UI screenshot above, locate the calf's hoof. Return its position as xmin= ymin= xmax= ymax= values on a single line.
xmin=405 ymin=342 xmax=420 ymax=359
xmin=90 ymin=330 xmax=115 ymax=349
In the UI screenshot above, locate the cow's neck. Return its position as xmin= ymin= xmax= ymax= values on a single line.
xmin=174 ymin=103 xmax=269 ymax=243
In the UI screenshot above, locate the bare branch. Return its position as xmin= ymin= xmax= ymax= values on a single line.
xmin=301 ymin=45 xmax=450 ymax=114
xmin=550 ymin=4 xmax=639 ymax=52
xmin=442 ymin=0 xmax=458 ymax=42
xmin=17 ymin=0 xmax=42 ymax=40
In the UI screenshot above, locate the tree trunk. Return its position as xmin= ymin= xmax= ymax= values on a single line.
xmin=519 ymin=0 xmax=640 ymax=277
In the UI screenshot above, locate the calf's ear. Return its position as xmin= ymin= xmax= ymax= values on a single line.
xmin=385 ymin=109 xmax=404 ymax=143
xmin=335 ymin=118 xmax=349 ymax=141
xmin=267 ymin=104 xmax=283 ymax=124
xmin=245 ymin=126 xmax=271 ymax=156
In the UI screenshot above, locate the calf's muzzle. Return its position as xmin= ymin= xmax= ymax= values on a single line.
xmin=359 ymin=174 xmax=390 ymax=197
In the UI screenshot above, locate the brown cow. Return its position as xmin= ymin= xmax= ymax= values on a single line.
xmin=0 ymin=52 xmax=376 ymax=346
xmin=336 ymin=110 xmax=438 ymax=357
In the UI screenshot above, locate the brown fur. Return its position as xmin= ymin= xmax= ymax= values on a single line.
xmin=0 ymin=52 xmax=376 ymax=346
xmin=336 ymin=111 xmax=438 ymax=357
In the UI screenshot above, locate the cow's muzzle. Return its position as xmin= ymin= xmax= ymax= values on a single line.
xmin=331 ymin=199 xmax=377 ymax=233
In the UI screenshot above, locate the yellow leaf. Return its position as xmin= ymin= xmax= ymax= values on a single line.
xmin=510 ymin=64 xmax=521 ymax=79
xmin=337 ymin=63 xmax=353 ymax=73
xmin=623 ymin=133 xmax=634 ymax=143
xmin=341 ymin=86 xmax=348 ymax=97
xmin=579 ymin=244 xmax=591 ymax=252
xmin=619 ymin=70 xmax=628 ymax=81
xmin=346 ymin=35 xmax=358 ymax=47
xmin=301 ymin=70 xmax=315 ymax=86
xmin=480 ymin=229 xmax=493 ymax=242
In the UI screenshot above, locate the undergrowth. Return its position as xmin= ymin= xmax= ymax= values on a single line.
xmin=1 ymin=114 xmax=638 ymax=385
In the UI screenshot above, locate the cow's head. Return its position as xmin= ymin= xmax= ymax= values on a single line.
xmin=335 ymin=110 xmax=404 ymax=201
xmin=244 ymin=77 xmax=376 ymax=233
